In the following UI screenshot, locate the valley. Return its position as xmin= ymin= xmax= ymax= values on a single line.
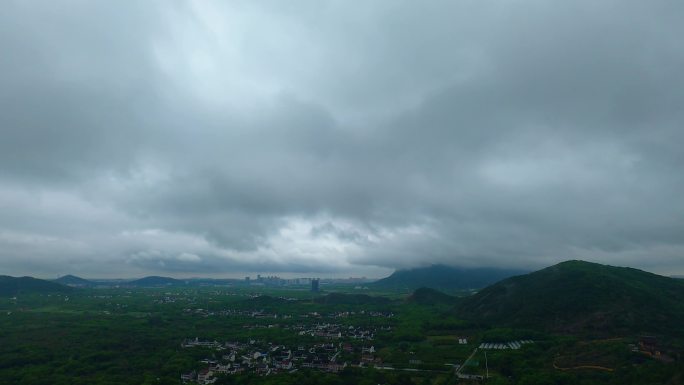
xmin=0 ymin=261 xmax=683 ymax=384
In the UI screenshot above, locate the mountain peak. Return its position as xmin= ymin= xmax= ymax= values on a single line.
xmin=54 ymin=275 xmax=93 ymax=287
xmin=127 ymin=276 xmax=183 ymax=287
xmin=458 ymin=260 xmax=684 ymax=335
xmin=407 ymin=287 xmax=458 ymax=305
xmin=1 ymin=275 xmax=74 ymax=296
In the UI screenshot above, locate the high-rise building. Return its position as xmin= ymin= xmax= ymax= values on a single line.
xmin=311 ymin=278 xmax=320 ymax=292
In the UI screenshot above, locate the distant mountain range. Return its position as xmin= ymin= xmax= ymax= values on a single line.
xmin=52 ymin=266 xmax=527 ymax=291
xmin=0 ymin=275 xmax=73 ymax=296
xmin=51 ymin=275 xmax=242 ymax=288
xmin=54 ymin=274 xmax=95 ymax=287
xmin=8 ymin=259 xmax=684 ymax=339
xmin=457 ymin=260 xmax=684 ymax=336
xmin=73 ymin=275 xmax=188 ymax=288
xmin=126 ymin=276 xmax=186 ymax=287
xmin=371 ymin=264 xmax=527 ymax=291
xmin=123 ymin=276 xmax=250 ymax=287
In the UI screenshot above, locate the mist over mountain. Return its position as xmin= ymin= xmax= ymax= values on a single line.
xmin=372 ymin=265 xmax=527 ymax=291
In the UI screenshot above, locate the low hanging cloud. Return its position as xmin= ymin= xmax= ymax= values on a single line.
xmin=1 ymin=1 xmax=683 ymax=278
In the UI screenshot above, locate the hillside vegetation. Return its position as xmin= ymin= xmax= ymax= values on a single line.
xmin=127 ymin=276 xmax=185 ymax=287
xmin=0 ymin=276 xmax=73 ymax=296
xmin=313 ymin=292 xmax=392 ymax=305
xmin=406 ymin=287 xmax=459 ymax=306
xmin=54 ymin=275 xmax=93 ymax=287
xmin=457 ymin=260 xmax=684 ymax=336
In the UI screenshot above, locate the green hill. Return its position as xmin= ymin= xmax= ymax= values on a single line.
xmin=372 ymin=264 xmax=526 ymax=291
xmin=457 ymin=260 xmax=684 ymax=336
xmin=0 ymin=275 xmax=73 ymax=296
xmin=126 ymin=276 xmax=185 ymax=287
xmin=54 ymin=274 xmax=93 ymax=287
xmin=407 ymin=287 xmax=458 ymax=306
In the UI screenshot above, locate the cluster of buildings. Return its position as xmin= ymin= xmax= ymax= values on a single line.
xmin=182 ymin=309 xmax=395 ymax=322
xmin=243 ymin=275 xmax=321 ymax=289
xmin=181 ymin=307 xmax=395 ymax=321
xmin=153 ymin=296 xmax=177 ymax=304
xmin=183 ymin=308 xmax=288 ymax=319
xmin=329 ymin=310 xmax=394 ymax=318
xmin=296 ymin=323 xmax=382 ymax=340
xmin=241 ymin=276 xmax=372 ymax=289
xmin=632 ymin=335 xmax=674 ymax=362
xmin=181 ymin=338 xmax=223 ymax=349
xmin=478 ymin=340 xmax=533 ymax=350
xmin=180 ymin=340 xmax=380 ymax=384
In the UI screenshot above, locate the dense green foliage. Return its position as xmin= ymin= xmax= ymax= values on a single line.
xmin=313 ymin=293 xmax=392 ymax=305
xmin=406 ymin=288 xmax=458 ymax=306
xmin=128 ymin=276 xmax=186 ymax=287
xmin=458 ymin=260 xmax=684 ymax=336
xmin=54 ymin=275 xmax=94 ymax=287
xmin=1 ymin=261 xmax=682 ymax=384
xmin=0 ymin=276 xmax=73 ymax=296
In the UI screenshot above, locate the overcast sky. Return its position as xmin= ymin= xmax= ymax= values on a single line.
xmin=1 ymin=1 xmax=683 ymax=278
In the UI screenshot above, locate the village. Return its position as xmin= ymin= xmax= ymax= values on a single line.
xmin=294 ymin=322 xmax=390 ymax=340
xmin=180 ymin=338 xmax=381 ymax=384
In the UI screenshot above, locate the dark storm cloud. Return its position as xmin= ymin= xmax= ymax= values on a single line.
xmin=1 ymin=0 xmax=684 ymax=277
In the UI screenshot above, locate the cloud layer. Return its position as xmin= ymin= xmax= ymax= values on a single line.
xmin=1 ymin=1 xmax=683 ymax=277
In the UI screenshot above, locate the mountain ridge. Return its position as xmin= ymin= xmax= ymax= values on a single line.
xmin=0 ymin=275 xmax=74 ymax=296
xmin=457 ymin=260 xmax=684 ymax=336
xmin=372 ymin=264 xmax=527 ymax=291
xmin=126 ymin=276 xmax=185 ymax=287
xmin=54 ymin=274 xmax=94 ymax=287
xmin=407 ymin=287 xmax=459 ymax=305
